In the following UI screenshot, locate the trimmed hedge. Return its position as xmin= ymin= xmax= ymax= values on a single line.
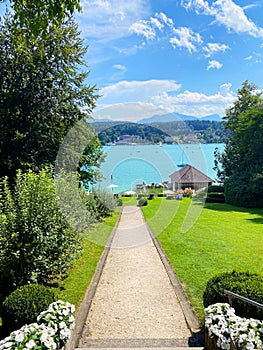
xmin=207 ymin=185 xmax=224 ymax=193
xmin=203 ymin=271 xmax=263 ymax=320
xmin=2 ymin=284 xmax=55 ymax=334
xmin=206 ymin=192 xmax=225 ymax=203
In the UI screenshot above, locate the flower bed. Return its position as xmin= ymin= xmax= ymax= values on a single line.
xmin=0 ymin=300 xmax=75 ymax=349
xmin=205 ymin=303 xmax=263 ymax=350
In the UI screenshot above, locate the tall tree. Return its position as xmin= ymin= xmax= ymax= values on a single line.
xmin=0 ymin=0 xmax=81 ymax=36
xmin=215 ymin=81 xmax=263 ymax=207
xmin=0 ymin=13 xmax=98 ymax=181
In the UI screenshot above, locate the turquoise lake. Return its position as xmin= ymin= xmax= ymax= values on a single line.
xmin=98 ymin=143 xmax=225 ymax=194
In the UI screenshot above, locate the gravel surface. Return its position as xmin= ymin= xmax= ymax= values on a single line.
xmin=80 ymin=206 xmax=191 ymax=341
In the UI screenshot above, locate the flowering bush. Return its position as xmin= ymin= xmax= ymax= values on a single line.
xmin=0 ymin=300 xmax=75 ymax=350
xmin=205 ymin=303 xmax=263 ymax=350
xmin=176 ymin=187 xmax=194 ymax=198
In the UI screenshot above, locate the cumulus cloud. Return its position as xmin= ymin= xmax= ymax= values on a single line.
xmin=204 ymin=42 xmax=229 ymax=57
xmin=207 ymin=60 xmax=223 ymax=70
xmin=99 ymin=79 xmax=182 ymax=105
xmin=93 ymin=102 xmax=168 ymax=121
xmin=182 ymin=0 xmax=263 ymax=38
xmin=151 ymin=83 xmax=235 ymax=117
xmin=170 ymin=27 xmax=202 ymax=53
xmin=129 ymin=20 xmax=156 ymax=40
xmin=95 ymin=79 xmax=236 ymax=119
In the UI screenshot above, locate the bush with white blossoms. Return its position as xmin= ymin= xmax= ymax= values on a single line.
xmin=0 ymin=300 xmax=75 ymax=350
xmin=205 ymin=303 xmax=263 ymax=350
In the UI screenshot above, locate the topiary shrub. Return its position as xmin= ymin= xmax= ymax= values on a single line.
xmin=206 ymin=192 xmax=225 ymax=203
xmin=2 ymin=284 xmax=55 ymax=334
xmin=207 ymin=185 xmax=224 ymax=193
xmin=138 ymin=199 xmax=148 ymax=207
xmin=203 ymin=271 xmax=263 ymax=320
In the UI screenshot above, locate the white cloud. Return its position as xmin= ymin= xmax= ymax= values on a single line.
xmin=150 ymin=16 xmax=164 ymax=31
xmin=204 ymin=42 xmax=229 ymax=57
xmin=156 ymin=12 xmax=174 ymax=28
xmin=99 ymin=80 xmax=182 ymax=105
xmin=152 ymin=83 xmax=235 ymax=117
xmin=95 ymin=79 xmax=236 ymax=119
xmin=93 ymin=102 xmax=168 ymax=121
xmin=170 ymin=27 xmax=202 ymax=53
xmin=244 ymin=55 xmax=253 ymax=61
xmin=113 ymin=64 xmax=127 ymax=72
xmin=182 ymin=0 xmax=263 ymax=38
xmin=129 ymin=20 xmax=156 ymax=40
xmin=207 ymin=60 xmax=223 ymax=70
xmin=77 ymin=0 xmax=151 ymax=41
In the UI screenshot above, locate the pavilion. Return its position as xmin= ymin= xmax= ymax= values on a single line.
xmin=169 ymin=164 xmax=214 ymax=191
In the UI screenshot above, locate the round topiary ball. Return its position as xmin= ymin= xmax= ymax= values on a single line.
xmin=2 ymin=283 xmax=55 ymax=334
xmin=203 ymin=270 xmax=263 ymax=319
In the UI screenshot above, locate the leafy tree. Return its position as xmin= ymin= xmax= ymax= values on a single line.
xmin=215 ymin=81 xmax=263 ymax=207
xmin=0 ymin=168 xmax=81 ymax=301
xmin=0 ymin=13 xmax=98 ymax=182
xmin=0 ymin=0 xmax=81 ymax=37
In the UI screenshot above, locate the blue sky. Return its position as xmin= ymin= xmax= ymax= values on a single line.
xmin=1 ymin=0 xmax=263 ymax=121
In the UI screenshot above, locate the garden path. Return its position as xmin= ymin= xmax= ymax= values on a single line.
xmin=69 ymin=206 xmax=202 ymax=350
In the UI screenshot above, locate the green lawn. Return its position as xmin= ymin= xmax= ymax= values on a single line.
xmin=142 ymin=197 xmax=263 ymax=323
xmin=56 ymin=208 xmax=120 ymax=309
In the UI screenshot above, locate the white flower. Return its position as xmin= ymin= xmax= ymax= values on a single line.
xmin=25 ymin=339 xmax=36 ymax=349
xmin=13 ymin=329 xmax=25 ymax=342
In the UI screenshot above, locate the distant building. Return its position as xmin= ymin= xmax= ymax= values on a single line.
xmin=164 ymin=136 xmax=175 ymax=144
xmin=169 ymin=164 xmax=214 ymax=191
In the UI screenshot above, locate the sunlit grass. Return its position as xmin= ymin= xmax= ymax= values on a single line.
xmin=142 ymin=197 xmax=263 ymax=323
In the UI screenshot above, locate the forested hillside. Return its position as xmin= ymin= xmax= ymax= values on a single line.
xmin=93 ymin=122 xmax=168 ymax=145
xmin=91 ymin=120 xmax=229 ymax=144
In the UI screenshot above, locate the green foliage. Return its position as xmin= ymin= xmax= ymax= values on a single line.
xmin=1 ymin=0 xmax=81 ymax=38
xmin=203 ymin=271 xmax=263 ymax=320
xmin=208 ymin=185 xmax=224 ymax=193
xmin=0 ymin=12 xmax=98 ymax=182
xmin=224 ymin=174 xmax=263 ymax=208
xmin=93 ymin=120 xmax=229 ymax=144
xmin=92 ymin=189 xmax=117 ymax=218
xmin=97 ymin=123 xmax=168 ymax=145
xmin=2 ymin=284 xmax=55 ymax=334
xmin=0 ymin=169 xmax=81 ymax=300
xmin=215 ymin=81 xmax=263 ymax=207
xmin=205 ymin=192 xmax=225 ymax=203
xmin=206 ymin=186 xmax=225 ymax=203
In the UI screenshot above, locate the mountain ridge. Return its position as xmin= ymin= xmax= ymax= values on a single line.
xmin=91 ymin=112 xmax=222 ymax=123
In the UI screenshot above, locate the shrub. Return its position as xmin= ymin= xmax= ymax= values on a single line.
xmin=206 ymin=192 xmax=225 ymax=203
xmin=138 ymin=199 xmax=148 ymax=207
xmin=0 ymin=170 xmax=81 ymax=300
xmin=182 ymin=187 xmax=193 ymax=198
xmin=224 ymin=174 xmax=263 ymax=208
xmin=207 ymin=185 xmax=224 ymax=193
xmin=203 ymin=271 xmax=263 ymax=319
xmin=2 ymin=284 xmax=55 ymax=334
xmin=0 ymin=300 xmax=75 ymax=349
xmin=93 ymin=188 xmax=116 ymax=218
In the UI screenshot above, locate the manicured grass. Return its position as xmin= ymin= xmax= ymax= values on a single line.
xmin=142 ymin=197 xmax=263 ymax=323
xmin=56 ymin=208 xmax=120 ymax=309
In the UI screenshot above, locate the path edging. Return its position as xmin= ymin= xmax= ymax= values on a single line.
xmin=65 ymin=207 xmax=124 ymax=350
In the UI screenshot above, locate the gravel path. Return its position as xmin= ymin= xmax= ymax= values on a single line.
xmin=79 ymin=206 xmax=192 ymax=341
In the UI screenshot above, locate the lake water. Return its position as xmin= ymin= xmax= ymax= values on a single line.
xmin=98 ymin=143 xmax=225 ymax=194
